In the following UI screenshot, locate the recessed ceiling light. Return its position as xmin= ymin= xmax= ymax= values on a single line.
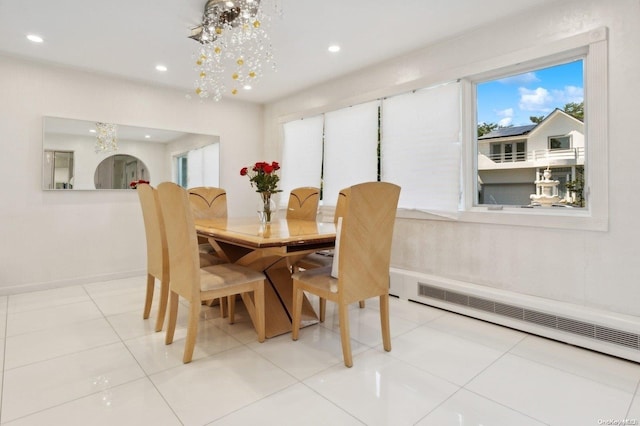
xmin=89 ymin=129 xmax=96 ymax=133
xmin=243 ymin=85 xmax=252 ymax=90
xmin=155 ymin=64 xmax=167 ymax=72
xmin=328 ymin=45 xmax=341 ymax=53
xmin=144 ymin=134 xmax=151 ymax=139
xmin=27 ymin=34 xmax=43 ymax=43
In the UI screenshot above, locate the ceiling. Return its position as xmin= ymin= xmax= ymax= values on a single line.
xmin=0 ymin=0 xmax=561 ymax=104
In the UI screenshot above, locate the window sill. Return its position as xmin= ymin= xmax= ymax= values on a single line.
xmin=395 ymin=206 xmax=607 ymax=232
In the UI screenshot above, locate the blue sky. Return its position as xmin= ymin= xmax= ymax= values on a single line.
xmin=477 ymin=59 xmax=584 ymax=127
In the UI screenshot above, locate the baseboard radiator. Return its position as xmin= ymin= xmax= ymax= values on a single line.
xmin=390 ymin=269 xmax=640 ymax=363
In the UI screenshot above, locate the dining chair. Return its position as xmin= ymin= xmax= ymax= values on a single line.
xmin=137 ymin=183 xmax=170 ymax=332
xmin=158 ymin=182 xmax=266 ymax=363
xmin=188 ymin=186 xmax=233 ymax=314
xmin=188 ymin=186 xmax=227 ymax=219
xmin=286 ymin=187 xmax=320 ymax=221
xmin=137 ymin=184 xmax=223 ymax=332
xmin=188 ymin=186 xmax=227 ymax=256
xmin=292 ymin=188 xmax=365 ymax=320
xmin=291 ymin=182 xmax=400 ymax=367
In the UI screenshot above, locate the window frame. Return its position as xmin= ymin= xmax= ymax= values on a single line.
xmin=459 ymin=27 xmax=608 ymax=231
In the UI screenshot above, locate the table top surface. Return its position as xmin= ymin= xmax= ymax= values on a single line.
xmin=195 ymin=217 xmax=336 ymax=249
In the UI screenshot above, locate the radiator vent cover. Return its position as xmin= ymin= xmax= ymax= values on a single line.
xmin=417 ymin=282 xmax=640 ymax=351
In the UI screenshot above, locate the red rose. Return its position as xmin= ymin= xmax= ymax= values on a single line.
xmin=271 ymin=161 xmax=280 ymax=170
xmin=240 ymin=167 xmax=248 ymax=176
xmin=263 ymin=164 xmax=273 ymax=173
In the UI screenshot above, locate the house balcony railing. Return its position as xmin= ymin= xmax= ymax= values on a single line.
xmin=486 ymin=147 xmax=585 ymax=164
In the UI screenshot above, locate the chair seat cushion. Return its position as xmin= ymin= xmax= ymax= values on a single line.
xmin=200 ymin=263 xmax=265 ymax=292
xmin=292 ymin=266 xmax=338 ymax=294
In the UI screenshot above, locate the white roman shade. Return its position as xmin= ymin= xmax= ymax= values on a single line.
xmin=281 ymin=115 xmax=324 ymax=203
xmin=187 ymin=143 xmax=220 ymax=188
xmin=323 ymin=100 xmax=380 ymax=206
xmin=381 ymin=82 xmax=461 ymax=215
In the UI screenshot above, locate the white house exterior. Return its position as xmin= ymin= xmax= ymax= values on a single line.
xmin=477 ymin=109 xmax=584 ymax=205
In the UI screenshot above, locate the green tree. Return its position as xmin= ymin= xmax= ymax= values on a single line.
xmin=565 ymin=166 xmax=585 ymax=207
xmin=563 ymin=102 xmax=584 ymax=121
xmin=477 ymin=122 xmax=498 ymax=137
xmin=530 ymin=115 xmax=544 ymax=124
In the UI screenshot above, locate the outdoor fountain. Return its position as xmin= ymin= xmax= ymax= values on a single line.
xmin=530 ymin=168 xmax=560 ymax=206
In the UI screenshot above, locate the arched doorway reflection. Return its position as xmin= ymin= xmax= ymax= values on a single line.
xmin=94 ymin=154 xmax=149 ymax=189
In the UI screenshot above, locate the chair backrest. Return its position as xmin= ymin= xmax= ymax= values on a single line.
xmin=286 ymin=187 xmax=320 ymax=221
xmin=137 ymin=184 xmax=168 ymax=279
xmin=188 ymin=187 xmax=227 ymax=220
xmin=337 ymin=182 xmax=400 ymax=304
xmin=158 ymin=182 xmax=201 ymax=300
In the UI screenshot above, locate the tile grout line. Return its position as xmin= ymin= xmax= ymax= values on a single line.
xmin=82 ymin=280 xmax=186 ymax=425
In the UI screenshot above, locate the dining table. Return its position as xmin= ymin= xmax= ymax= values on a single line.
xmin=194 ymin=216 xmax=336 ymax=338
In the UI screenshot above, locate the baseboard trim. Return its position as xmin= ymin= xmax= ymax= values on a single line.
xmin=0 ymin=269 xmax=146 ymax=296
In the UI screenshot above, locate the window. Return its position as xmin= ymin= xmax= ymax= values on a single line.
xmin=176 ymin=154 xmax=188 ymax=187
xmin=489 ymin=141 xmax=527 ymax=162
xmin=381 ymin=82 xmax=461 ymax=214
xmin=462 ymin=27 xmax=608 ymax=231
xmin=323 ymin=101 xmax=379 ymax=206
xmin=281 ymin=83 xmax=461 ymax=215
xmin=280 ymin=28 xmax=607 ymax=230
xmin=173 ymin=143 xmax=219 ymax=188
xmin=280 ymin=116 xmax=324 ymax=203
xmin=549 ymin=135 xmax=571 ymax=150
xmin=475 ymin=60 xmax=584 ymax=208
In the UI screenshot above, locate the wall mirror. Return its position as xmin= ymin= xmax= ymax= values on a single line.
xmin=42 ymin=117 xmax=220 ymax=190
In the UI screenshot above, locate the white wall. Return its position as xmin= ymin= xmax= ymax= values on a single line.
xmin=264 ymin=0 xmax=640 ymax=317
xmin=0 ymin=56 xmax=263 ymax=293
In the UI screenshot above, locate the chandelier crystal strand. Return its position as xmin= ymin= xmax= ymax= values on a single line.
xmin=95 ymin=122 xmax=118 ymax=153
xmin=191 ymin=0 xmax=277 ymax=100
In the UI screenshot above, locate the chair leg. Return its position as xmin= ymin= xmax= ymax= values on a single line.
xmin=380 ymin=294 xmax=391 ymax=352
xmin=338 ymin=302 xmax=353 ymax=367
xmin=291 ymin=282 xmax=304 ymax=340
xmin=254 ymin=284 xmax=265 ymax=342
xmin=165 ymin=291 xmax=179 ymax=345
xmin=358 ymin=300 xmax=365 ymax=309
xmin=319 ymin=298 xmax=326 ymax=322
xmin=220 ymin=296 xmax=228 ymax=318
xmin=154 ymin=276 xmax=169 ymax=332
xmin=183 ymin=301 xmax=201 ymax=364
xmin=143 ymin=274 xmax=154 ymax=319
xmin=228 ymin=295 xmax=235 ymax=324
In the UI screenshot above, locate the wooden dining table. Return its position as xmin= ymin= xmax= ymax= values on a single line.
xmin=194 ymin=217 xmax=336 ymax=338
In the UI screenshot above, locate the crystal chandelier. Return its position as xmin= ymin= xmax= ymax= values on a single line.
xmin=95 ymin=122 xmax=118 ymax=153
xmin=190 ymin=0 xmax=278 ymax=101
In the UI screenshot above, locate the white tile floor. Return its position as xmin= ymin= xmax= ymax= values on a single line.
xmin=1 ymin=275 xmax=640 ymax=425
